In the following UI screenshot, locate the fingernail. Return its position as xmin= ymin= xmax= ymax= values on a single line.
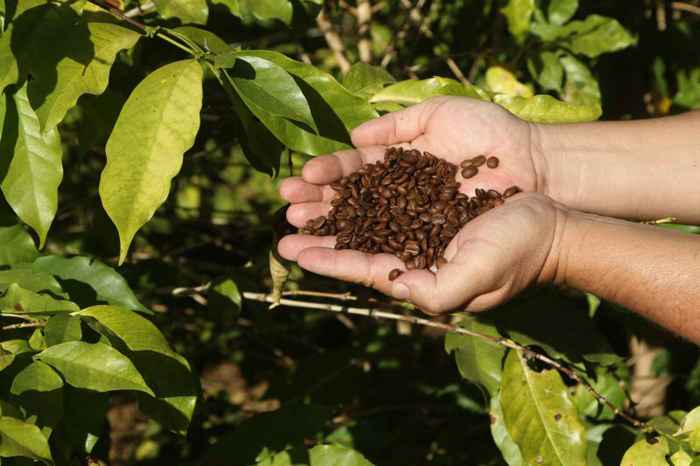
xmin=392 ymin=283 xmax=410 ymax=300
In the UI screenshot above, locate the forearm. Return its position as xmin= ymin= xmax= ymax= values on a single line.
xmin=555 ymin=211 xmax=700 ymax=342
xmin=534 ymin=111 xmax=700 ymax=223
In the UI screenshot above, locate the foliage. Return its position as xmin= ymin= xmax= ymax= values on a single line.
xmin=0 ymin=0 xmax=696 ymax=465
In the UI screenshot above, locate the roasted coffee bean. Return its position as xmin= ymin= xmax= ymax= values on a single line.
xmin=486 ymin=156 xmax=499 ymax=169
xmin=389 ymin=269 xmax=403 ymax=281
xmin=302 ymin=147 xmax=511 ymax=271
xmin=461 ymin=166 xmax=478 ymax=179
xmin=503 ymin=186 xmax=521 ymax=198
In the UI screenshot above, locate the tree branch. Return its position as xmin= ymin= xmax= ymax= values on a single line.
xmin=242 ymin=291 xmax=646 ymax=429
xmin=357 ymin=0 xmax=373 ymax=64
xmin=671 ymin=1 xmax=700 ymax=15
xmin=2 ymin=321 xmax=45 ymax=331
xmin=316 ymin=8 xmax=352 ymax=74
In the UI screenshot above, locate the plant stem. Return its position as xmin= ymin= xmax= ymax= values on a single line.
xmin=2 ymin=321 xmax=45 ymax=331
xmin=242 ymin=291 xmax=646 ymax=429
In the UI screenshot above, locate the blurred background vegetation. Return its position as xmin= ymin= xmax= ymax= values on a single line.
xmin=53 ymin=0 xmax=700 ymax=464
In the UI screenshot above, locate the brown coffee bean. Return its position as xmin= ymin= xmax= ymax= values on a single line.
xmin=471 ymin=155 xmax=486 ymax=167
xmin=503 ymin=186 xmax=521 ymax=198
xmin=388 ymin=269 xmax=403 ymax=281
xmin=461 ymin=166 xmax=478 ymax=179
xmin=486 ymin=156 xmax=499 ymax=169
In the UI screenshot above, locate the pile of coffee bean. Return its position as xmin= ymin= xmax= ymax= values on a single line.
xmin=299 ymin=147 xmax=520 ymax=275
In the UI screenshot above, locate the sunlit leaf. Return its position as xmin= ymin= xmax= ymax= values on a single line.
xmin=0 ymin=416 xmax=52 ymax=461
xmin=561 ymin=54 xmax=600 ymax=105
xmin=44 ymin=314 xmax=82 ymax=347
xmin=528 ymin=51 xmax=564 ymax=93
xmin=153 ymin=0 xmax=208 ymax=25
xmin=494 ymin=94 xmax=601 ymax=123
xmin=489 ymin=394 xmax=526 ymax=466
xmin=309 ymin=444 xmax=375 ymax=466
xmin=501 ymin=0 xmax=535 ymax=39
xmin=620 ymin=438 xmax=669 ymax=466
xmin=532 ymin=15 xmax=637 ymax=58
xmin=10 ymin=360 xmax=62 ymax=395
xmin=99 ymin=59 xmax=203 ymax=264
xmin=0 ymin=283 xmax=79 ymax=315
xmin=486 ymin=66 xmax=534 ymax=98
xmin=343 ymin=63 xmax=396 ymax=99
xmin=0 ymin=225 xmax=38 ymax=266
xmin=548 ymin=0 xmax=578 ymax=25
xmin=370 ymin=77 xmax=489 ymax=105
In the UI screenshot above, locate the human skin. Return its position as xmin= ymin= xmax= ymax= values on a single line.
xmin=277 ymin=97 xmax=700 ymax=342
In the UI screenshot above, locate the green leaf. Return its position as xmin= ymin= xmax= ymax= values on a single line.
xmin=671 ymin=450 xmax=693 ymax=466
xmin=207 ymin=277 xmax=242 ymax=316
xmin=309 ymin=445 xmax=374 ymax=466
xmin=99 ymin=59 xmax=203 ymax=264
xmin=528 ymin=51 xmax=564 ymax=93
xmin=494 ymin=94 xmax=601 ymax=123
xmin=0 ymin=283 xmax=78 ymax=315
xmin=33 ymin=21 xmax=140 ymax=132
xmin=531 ymin=15 xmax=637 ymax=58
xmin=32 ymin=255 xmax=150 ymax=313
xmin=153 ymin=0 xmax=208 ymax=25
xmin=0 ymin=26 xmax=18 ymax=94
xmin=0 ymin=350 xmax=13 ymax=372
xmin=370 ymin=77 xmax=489 ymax=105
xmin=10 ymin=360 xmax=62 ymax=395
xmin=561 ymin=54 xmax=600 ymax=105
xmin=0 ymin=266 xmax=63 ymax=295
xmin=0 ymin=225 xmax=37 ymax=266
xmin=342 ymin=63 xmax=396 ymax=99
xmin=501 ymin=350 xmax=588 ymax=466
xmin=501 ymin=0 xmax=535 ymax=39
xmin=489 ymin=394 xmax=526 ymax=466
xmin=0 ymin=340 xmax=31 ymax=355
xmin=230 ymin=55 xmax=317 ymax=131
xmin=573 ymin=366 xmax=626 ymax=421
xmin=1 ymin=84 xmax=63 ymax=248
xmin=60 ymin=387 xmax=108 ymax=454
xmin=75 ymin=305 xmax=178 ymax=360
xmin=0 ymin=416 xmax=52 ymax=461
xmin=620 ymin=438 xmax=669 ymax=466
xmin=173 ymin=26 xmax=231 ymax=54
xmin=444 ymin=314 xmax=504 ymax=396
xmin=44 ymin=314 xmax=82 ymax=347
xmin=548 ymin=0 xmax=578 ymax=26
xmin=36 ymin=341 xmax=154 ymax=395
xmin=674 ymin=68 xmax=700 ymax=109
xmin=28 ymin=328 xmax=45 ymax=351
xmin=486 ymin=66 xmax=534 ymax=97
xmin=212 ymin=0 xmax=293 ymax=25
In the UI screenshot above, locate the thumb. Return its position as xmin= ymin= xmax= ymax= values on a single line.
xmin=351 ymin=98 xmax=446 ymax=147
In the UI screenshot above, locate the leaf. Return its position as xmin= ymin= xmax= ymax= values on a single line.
xmin=212 ymin=0 xmax=293 ymax=25
xmin=0 ymin=84 xmax=63 ymax=248
xmin=489 ymin=394 xmax=526 ymax=466
xmin=32 ymin=21 xmax=140 ymax=132
xmin=0 ymin=265 xmax=64 ymax=295
xmin=36 ymin=341 xmax=154 ymax=395
xmin=620 ymin=438 xmax=670 ymax=466
xmin=486 ymin=66 xmax=534 ymax=98
xmin=548 ymin=0 xmax=578 ymax=26
xmin=531 ymin=15 xmax=637 ymax=58
xmin=528 ymin=51 xmax=564 ymax=93
xmin=10 ymin=360 xmax=62 ymax=394
xmin=674 ymin=68 xmax=700 ymax=109
xmin=501 ymin=0 xmax=535 ymax=39
xmin=573 ymin=366 xmax=626 ymax=421
xmin=173 ymin=26 xmax=231 ymax=54
xmin=32 ymin=255 xmax=150 ymax=313
xmin=0 ymin=225 xmax=37 ymax=266
xmin=207 ymin=277 xmax=242 ymax=316
xmin=153 ymin=0 xmax=208 ymax=25
xmin=60 ymin=387 xmax=108 ymax=454
xmin=342 ymin=63 xmax=396 ymax=99
xmin=494 ymin=94 xmax=601 ymax=123
xmin=0 ymin=283 xmax=78 ymax=315
xmin=444 ymin=314 xmax=504 ymax=396
xmin=500 ymin=350 xmax=588 ymax=466
xmin=309 ymin=445 xmax=375 ymax=466
xmin=28 ymin=328 xmax=45 ymax=351
xmin=671 ymin=450 xmax=693 ymax=466
xmin=0 ymin=416 xmax=52 ymax=461
xmin=230 ymin=55 xmax=317 ymax=131
xmin=44 ymin=314 xmax=82 ymax=347
xmin=99 ymin=59 xmax=203 ymax=264
xmin=75 ymin=305 xmax=178 ymax=360
xmin=370 ymin=77 xmax=489 ymax=105
xmin=561 ymin=54 xmax=600 ymax=105
xmin=0 ymin=340 xmax=31 ymax=355
xmin=268 ymin=250 xmax=290 ymax=308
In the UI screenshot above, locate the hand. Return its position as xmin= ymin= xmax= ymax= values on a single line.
xmin=279 ymin=192 xmax=566 ymax=314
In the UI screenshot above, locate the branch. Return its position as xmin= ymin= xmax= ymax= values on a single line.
xmin=671 ymin=1 xmax=700 ymax=15
xmin=316 ymin=8 xmax=352 ymax=74
xmin=2 ymin=321 xmax=45 ymax=331
xmin=125 ymin=0 xmax=156 ymax=18
xmin=85 ymin=0 xmax=147 ymax=31
xmin=357 ymin=0 xmax=373 ymax=64
xmin=446 ymin=57 xmax=468 ymax=85
xmin=242 ymin=291 xmax=646 ymax=429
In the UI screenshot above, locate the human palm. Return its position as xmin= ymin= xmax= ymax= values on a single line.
xmin=278 ymin=97 xmax=554 ymax=314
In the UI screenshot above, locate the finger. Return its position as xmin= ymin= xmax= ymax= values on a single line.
xmin=297 ymin=247 xmax=405 ymax=295
xmin=277 ymin=234 xmax=336 ymax=261
xmin=351 ymin=98 xmax=447 ymax=147
xmin=279 ymin=177 xmax=336 ymax=203
xmin=286 ymin=202 xmax=332 ymax=227
xmin=302 ymin=147 xmax=387 ymax=185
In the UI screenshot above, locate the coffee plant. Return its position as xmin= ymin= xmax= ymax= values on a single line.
xmin=0 ymin=0 xmax=698 ymax=465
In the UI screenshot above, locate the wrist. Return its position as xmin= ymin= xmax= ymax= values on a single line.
xmin=537 ymin=200 xmax=578 ymax=286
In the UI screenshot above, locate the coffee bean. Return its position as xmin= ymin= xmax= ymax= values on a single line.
xmin=486 ymin=156 xmax=499 ymax=169
xmin=461 ymin=166 xmax=478 ymax=179
xmin=301 ymin=147 xmax=510 ymax=271
xmin=388 ymin=269 xmax=403 ymax=281
xmin=503 ymin=186 xmax=521 ymax=198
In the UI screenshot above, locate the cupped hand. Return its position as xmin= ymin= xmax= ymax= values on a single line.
xmin=279 ymin=192 xmax=566 ymax=314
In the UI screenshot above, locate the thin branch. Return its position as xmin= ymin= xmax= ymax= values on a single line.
xmin=446 ymin=57 xmax=468 ymax=85
xmin=282 ymin=290 xmax=358 ymax=301
xmin=671 ymin=1 xmax=700 ymax=15
xmin=2 ymin=322 xmax=45 ymax=331
xmin=85 ymin=0 xmax=147 ymax=31
xmin=316 ymin=8 xmax=352 ymax=74
xmin=125 ymin=0 xmax=155 ymax=18
xmin=357 ymin=0 xmax=373 ymax=64
xmin=642 ymin=217 xmax=678 ymax=225
xmin=242 ymin=291 xmax=646 ymax=429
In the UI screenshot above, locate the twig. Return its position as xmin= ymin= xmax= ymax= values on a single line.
xmin=671 ymin=1 xmax=700 ymax=15
xmin=2 ymin=322 xmax=45 ymax=331
xmin=357 ymin=0 xmax=373 ymax=64
xmin=316 ymin=8 xmax=351 ymax=74
xmin=282 ymin=290 xmax=358 ymax=301
xmin=642 ymin=217 xmax=678 ymax=225
xmin=125 ymin=0 xmax=155 ymax=18
xmin=446 ymin=57 xmax=468 ymax=85
xmin=242 ymin=291 xmax=646 ymax=428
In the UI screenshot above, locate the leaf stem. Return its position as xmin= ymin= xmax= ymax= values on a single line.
xmin=242 ymin=291 xmax=647 ymax=429
xmin=2 ymin=321 xmax=45 ymax=331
